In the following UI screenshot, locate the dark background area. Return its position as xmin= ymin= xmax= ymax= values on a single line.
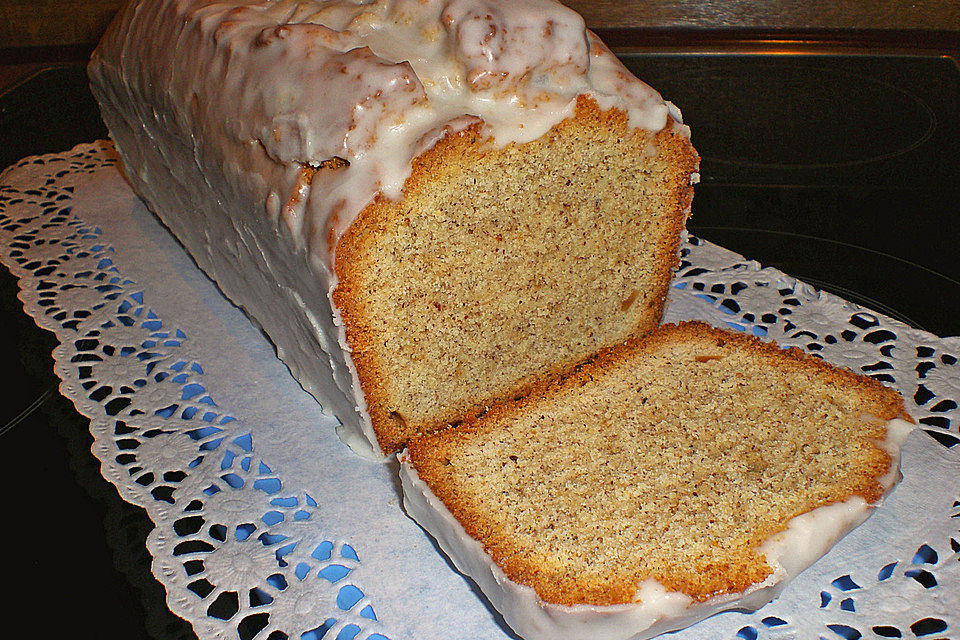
xmin=633 ymin=52 xmax=960 ymax=335
xmin=0 ymin=68 xmax=198 ymax=637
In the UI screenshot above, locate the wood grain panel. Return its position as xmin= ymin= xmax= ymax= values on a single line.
xmin=0 ymin=0 xmax=122 ymax=48
xmin=561 ymin=0 xmax=960 ymax=30
xmin=1 ymin=0 xmax=957 ymax=50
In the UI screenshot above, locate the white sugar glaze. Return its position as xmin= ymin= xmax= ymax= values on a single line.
xmin=88 ymin=0 xmax=688 ymax=458
xmin=91 ymin=0 xmax=683 ymax=270
xmin=398 ymin=418 xmax=914 ymax=640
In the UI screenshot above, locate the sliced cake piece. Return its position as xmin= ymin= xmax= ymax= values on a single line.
xmin=401 ymin=321 xmax=913 ymax=640
xmin=333 ymin=97 xmax=696 ymax=453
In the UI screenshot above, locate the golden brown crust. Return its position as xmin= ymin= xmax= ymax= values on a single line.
xmin=408 ymin=321 xmax=910 ymax=606
xmin=335 ymin=96 xmax=698 ymax=454
xmin=334 ymin=122 xmax=489 ymax=453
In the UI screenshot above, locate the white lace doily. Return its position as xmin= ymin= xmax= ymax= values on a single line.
xmin=1 ymin=141 xmax=957 ymax=640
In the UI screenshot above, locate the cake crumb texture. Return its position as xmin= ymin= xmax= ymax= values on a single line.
xmin=407 ymin=321 xmax=908 ymax=606
xmin=336 ymin=97 xmax=697 ymax=453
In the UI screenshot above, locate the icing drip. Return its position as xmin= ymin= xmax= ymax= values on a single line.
xmin=92 ymin=0 xmax=684 ymax=270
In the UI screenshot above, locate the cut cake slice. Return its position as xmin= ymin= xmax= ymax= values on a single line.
xmin=334 ymin=97 xmax=697 ymax=453
xmin=400 ymin=321 xmax=913 ymax=640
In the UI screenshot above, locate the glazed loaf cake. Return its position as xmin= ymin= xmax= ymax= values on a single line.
xmin=401 ymin=322 xmax=913 ymax=640
xmin=88 ymin=0 xmax=699 ymax=456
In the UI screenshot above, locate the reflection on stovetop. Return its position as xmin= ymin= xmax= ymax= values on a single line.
xmin=621 ymin=53 xmax=960 ymax=337
xmin=651 ymin=58 xmax=938 ymax=172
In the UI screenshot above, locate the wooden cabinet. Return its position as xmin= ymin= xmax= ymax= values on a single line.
xmin=1 ymin=0 xmax=956 ymax=50
xmin=1 ymin=0 xmax=122 ymax=48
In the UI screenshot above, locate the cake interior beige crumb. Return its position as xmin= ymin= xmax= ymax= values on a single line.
xmin=407 ymin=322 xmax=908 ymax=607
xmin=335 ymin=97 xmax=698 ymax=453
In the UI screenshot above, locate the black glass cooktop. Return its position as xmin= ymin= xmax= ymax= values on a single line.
xmin=623 ymin=53 xmax=960 ymax=334
xmin=1 ymin=53 xmax=958 ymax=638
